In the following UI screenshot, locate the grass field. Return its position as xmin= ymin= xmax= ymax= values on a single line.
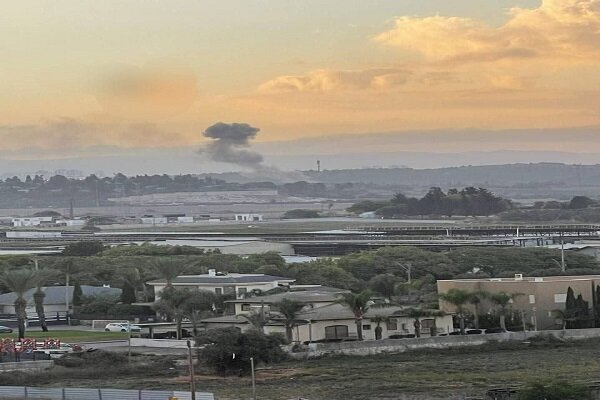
xmin=0 ymin=330 xmax=128 ymax=343
xmin=3 ymin=336 xmax=600 ymax=399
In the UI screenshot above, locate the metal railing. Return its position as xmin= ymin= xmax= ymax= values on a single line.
xmin=0 ymin=386 xmax=214 ymax=400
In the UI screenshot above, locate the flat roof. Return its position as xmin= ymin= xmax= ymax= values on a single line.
xmin=148 ymin=273 xmax=295 ymax=285
xmin=439 ymin=274 xmax=600 ymax=283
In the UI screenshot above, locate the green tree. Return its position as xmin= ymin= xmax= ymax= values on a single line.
xmin=368 ymin=273 xmax=399 ymax=301
xmin=151 ymin=257 xmax=187 ymax=287
xmin=489 ymin=292 xmax=522 ymax=331
xmin=62 ymin=241 xmax=106 ymax=256
xmin=370 ymin=315 xmax=387 ymax=340
xmin=183 ymin=290 xmax=218 ymax=336
xmin=197 ymin=328 xmax=287 ymax=376
xmin=153 ymin=287 xmax=192 ymax=340
xmin=438 ymin=288 xmax=472 ymax=335
xmin=72 ymin=281 xmax=83 ymax=307
xmin=0 ymin=268 xmax=41 ymax=339
xmin=468 ymin=291 xmax=488 ymax=329
xmin=274 ymin=299 xmax=305 ymax=343
xmin=405 ymin=308 xmax=445 ymax=338
xmin=337 ymin=290 xmax=373 ymax=340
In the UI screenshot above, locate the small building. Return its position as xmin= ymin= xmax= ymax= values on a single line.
xmin=234 ymin=213 xmax=263 ymax=222
xmin=0 ymin=285 xmax=121 ymax=315
xmin=438 ymin=274 xmax=600 ymax=331
xmin=147 ymin=270 xmax=296 ymax=300
xmin=140 ymin=216 xmax=168 ymax=225
xmin=11 ymin=217 xmax=54 ymax=227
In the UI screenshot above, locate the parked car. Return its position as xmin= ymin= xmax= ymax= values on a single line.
xmin=104 ymin=323 xmax=141 ymax=333
xmin=0 ymin=326 xmax=13 ymax=333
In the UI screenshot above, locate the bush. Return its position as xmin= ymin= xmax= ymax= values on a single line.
xmin=281 ymin=209 xmax=320 ymax=219
xmin=519 ymin=380 xmax=590 ymax=400
xmin=55 ymin=350 xmax=128 ymax=368
xmin=198 ymin=328 xmax=287 ymax=375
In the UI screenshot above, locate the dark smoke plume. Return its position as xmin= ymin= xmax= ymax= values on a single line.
xmin=199 ymin=122 xmax=307 ymax=182
xmin=201 ymin=122 xmax=264 ymax=168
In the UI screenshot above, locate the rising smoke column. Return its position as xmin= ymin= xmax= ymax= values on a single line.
xmin=201 ymin=122 xmax=265 ymax=169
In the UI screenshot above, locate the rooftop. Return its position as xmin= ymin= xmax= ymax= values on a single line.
xmin=0 ymin=285 xmax=121 ymax=306
xmin=147 ymin=273 xmax=295 ymax=286
xmin=226 ymin=288 xmax=348 ymax=305
xmin=439 ymin=274 xmax=600 ymax=283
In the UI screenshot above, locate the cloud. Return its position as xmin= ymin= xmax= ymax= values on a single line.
xmin=96 ymin=65 xmax=199 ymax=121
xmin=0 ymin=119 xmax=191 ymax=155
xmin=259 ymin=68 xmax=412 ymax=93
xmin=375 ymin=0 xmax=600 ymax=63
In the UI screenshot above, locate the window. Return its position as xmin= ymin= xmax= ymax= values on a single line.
xmin=215 ymin=288 xmax=222 ymax=295
xmin=401 ymin=323 xmax=407 ymax=331
xmin=554 ymin=293 xmax=567 ymax=303
xmin=386 ymin=318 xmax=398 ymax=331
xmin=362 ymin=324 xmax=371 ymax=331
xmin=325 ymin=325 xmax=349 ymax=339
xmin=238 ymin=288 xmax=248 ymax=296
xmin=241 ymin=304 xmax=251 ymax=311
xmin=420 ymin=319 xmax=435 ymax=330
xmin=529 ymin=295 xmax=536 ymax=304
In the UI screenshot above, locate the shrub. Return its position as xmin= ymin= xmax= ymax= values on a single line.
xmin=198 ymin=328 xmax=287 ymax=375
xmin=519 ymin=380 xmax=590 ymax=400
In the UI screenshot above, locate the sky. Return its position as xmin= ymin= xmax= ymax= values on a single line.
xmin=1 ymin=0 xmax=600 ymax=166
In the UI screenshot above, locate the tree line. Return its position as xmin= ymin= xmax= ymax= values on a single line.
xmin=348 ymin=187 xmax=512 ymax=217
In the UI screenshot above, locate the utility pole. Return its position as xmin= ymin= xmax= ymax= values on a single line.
xmin=128 ymin=320 xmax=132 ymax=364
xmin=250 ymin=357 xmax=257 ymax=400
xmin=187 ymin=340 xmax=196 ymax=400
xmin=560 ymin=234 xmax=566 ymax=272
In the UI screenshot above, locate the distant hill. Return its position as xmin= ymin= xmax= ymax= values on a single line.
xmin=305 ymin=163 xmax=600 ymax=187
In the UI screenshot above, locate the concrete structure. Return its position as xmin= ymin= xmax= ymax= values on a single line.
xmin=144 ymin=239 xmax=294 ymax=256
xmin=234 ymin=213 xmax=263 ymax=222
xmin=438 ymin=274 xmax=600 ymax=330
xmin=140 ymin=217 xmax=168 ymax=225
xmin=148 ymin=270 xmax=295 ymax=300
xmin=0 ymin=285 xmax=121 ymax=315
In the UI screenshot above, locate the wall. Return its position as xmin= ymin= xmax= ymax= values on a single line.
xmin=130 ymin=338 xmax=189 ymax=348
xmin=0 ymin=360 xmax=53 ymax=373
xmin=293 ymin=328 xmax=600 ymax=357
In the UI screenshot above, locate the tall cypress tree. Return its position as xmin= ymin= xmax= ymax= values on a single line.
xmin=565 ymin=287 xmax=577 ymax=329
xmin=72 ymin=281 xmax=83 ymax=307
xmin=121 ymin=282 xmax=137 ymax=304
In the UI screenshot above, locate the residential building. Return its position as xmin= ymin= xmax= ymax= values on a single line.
xmin=200 ymin=286 xmax=453 ymax=342
xmin=147 ymin=270 xmax=296 ymax=300
xmin=0 ymin=285 xmax=121 ymax=315
xmin=437 ymin=274 xmax=600 ymax=330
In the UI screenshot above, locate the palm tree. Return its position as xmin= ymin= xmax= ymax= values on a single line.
xmin=151 ymin=257 xmax=186 ymax=287
xmin=370 ymin=315 xmax=388 ymax=340
xmin=468 ymin=290 xmax=488 ymax=329
xmin=33 ymin=288 xmax=48 ymax=332
xmin=0 ymin=268 xmax=41 ymax=339
xmin=183 ymin=290 xmax=218 ymax=337
xmin=405 ymin=308 xmax=446 ymax=338
xmin=153 ymin=287 xmax=192 ymax=340
xmin=242 ymin=307 xmax=269 ymax=333
xmin=275 ymin=299 xmax=305 ymax=343
xmin=337 ymin=290 xmax=373 ymax=340
xmin=490 ymin=292 xmax=523 ymax=331
xmin=438 ymin=288 xmax=472 ymax=335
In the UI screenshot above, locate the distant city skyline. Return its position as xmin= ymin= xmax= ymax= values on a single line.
xmin=1 ymin=0 xmax=599 ymax=164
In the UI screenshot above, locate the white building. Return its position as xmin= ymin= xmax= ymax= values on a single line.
xmin=11 ymin=217 xmax=53 ymax=227
xmin=147 ymin=270 xmax=296 ymax=300
xmin=234 ymin=213 xmax=263 ymax=222
xmin=141 ymin=217 xmax=168 ymax=225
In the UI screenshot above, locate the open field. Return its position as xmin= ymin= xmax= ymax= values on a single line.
xmin=198 ymin=337 xmax=600 ymax=399
xmin=0 ymin=330 xmax=128 ymax=343
xmin=3 ymin=336 xmax=600 ymax=399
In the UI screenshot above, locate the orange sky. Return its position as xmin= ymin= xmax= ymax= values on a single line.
xmin=1 ymin=0 xmax=599 ymax=156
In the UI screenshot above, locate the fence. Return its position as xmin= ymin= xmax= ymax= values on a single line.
xmin=0 ymin=386 xmax=214 ymax=400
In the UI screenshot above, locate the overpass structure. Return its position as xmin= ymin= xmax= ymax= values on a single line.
xmin=0 ymin=224 xmax=597 ymax=257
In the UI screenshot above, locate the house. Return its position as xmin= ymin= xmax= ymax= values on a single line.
xmin=264 ymin=304 xmax=454 ymax=342
xmin=147 ymin=270 xmax=296 ymax=300
xmin=438 ymin=274 xmax=600 ymax=330
xmin=200 ymin=286 xmax=453 ymax=342
xmin=234 ymin=213 xmax=263 ymax=222
xmin=0 ymin=285 xmax=121 ymax=315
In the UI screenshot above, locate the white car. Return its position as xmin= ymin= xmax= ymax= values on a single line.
xmin=104 ymin=323 xmax=141 ymax=333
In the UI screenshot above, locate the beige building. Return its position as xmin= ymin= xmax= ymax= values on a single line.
xmin=438 ymin=274 xmax=600 ymax=330
xmin=201 ymin=287 xmax=454 ymax=342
